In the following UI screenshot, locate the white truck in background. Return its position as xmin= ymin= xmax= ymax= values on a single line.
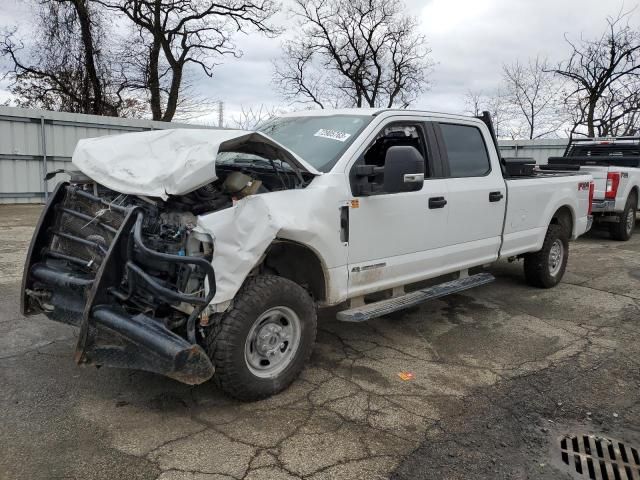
xmin=22 ymin=109 xmax=594 ymax=400
xmin=548 ymin=137 xmax=640 ymax=241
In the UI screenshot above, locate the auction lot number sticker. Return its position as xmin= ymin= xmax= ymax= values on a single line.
xmin=314 ymin=129 xmax=352 ymax=142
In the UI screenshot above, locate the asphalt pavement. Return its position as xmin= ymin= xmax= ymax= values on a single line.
xmin=1 ymin=204 xmax=638 ymax=480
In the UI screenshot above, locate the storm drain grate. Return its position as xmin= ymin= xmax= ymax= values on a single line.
xmin=560 ymin=434 xmax=640 ymax=480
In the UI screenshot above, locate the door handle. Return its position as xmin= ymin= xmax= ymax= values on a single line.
xmin=429 ymin=196 xmax=447 ymax=209
xmin=489 ymin=191 xmax=504 ymax=202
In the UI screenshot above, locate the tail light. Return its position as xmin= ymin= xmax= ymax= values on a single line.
xmin=605 ymin=172 xmax=620 ymax=199
xmin=588 ymin=181 xmax=594 ymax=215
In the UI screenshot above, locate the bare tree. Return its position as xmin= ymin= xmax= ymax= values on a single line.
xmin=554 ymin=10 xmax=640 ymax=137
xmin=1 ymin=0 xmax=136 ymax=116
xmin=503 ymin=56 xmax=564 ymax=139
xmin=591 ymin=77 xmax=640 ymax=136
xmin=464 ymin=90 xmax=484 ymax=117
xmin=463 ymin=89 xmax=513 ymax=138
xmin=97 ymin=0 xmax=278 ymax=121
xmin=231 ymin=104 xmax=282 ymax=129
xmin=274 ymin=0 xmax=432 ymax=109
xmin=274 ymin=41 xmax=334 ymax=109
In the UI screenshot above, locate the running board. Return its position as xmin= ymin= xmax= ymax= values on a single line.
xmin=336 ymin=273 xmax=495 ymax=322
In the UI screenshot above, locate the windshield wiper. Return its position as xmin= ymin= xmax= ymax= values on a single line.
xmin=228 ymin=158 xmax=294 ymax=189
xmin=224 ymin=157 xmax=291 ymax=170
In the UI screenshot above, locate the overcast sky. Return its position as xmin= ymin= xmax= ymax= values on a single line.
xmin=1 ymin=0 xmax=638 ymax=124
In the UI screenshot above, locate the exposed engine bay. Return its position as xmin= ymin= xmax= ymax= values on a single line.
xmin=21 ymin=156 xmax=309 ymax=384
xmin=165 ymin=162 xmax=304 ymax=215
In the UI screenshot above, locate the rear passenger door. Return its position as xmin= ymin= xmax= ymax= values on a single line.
xmin=435 ymin=122 xmax=506 ymax=268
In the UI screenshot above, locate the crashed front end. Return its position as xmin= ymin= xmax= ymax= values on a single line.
xmin=21 ymin=180 xmax=216 ymax=384
xmin=20 ymin=128 xmax=318 ymax=384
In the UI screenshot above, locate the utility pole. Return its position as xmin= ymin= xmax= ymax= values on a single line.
xmin=218 ymin=101 xmax=224 ymax=128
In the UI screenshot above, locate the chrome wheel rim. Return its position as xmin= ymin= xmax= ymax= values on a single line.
xmin=244 ymin=306 xmax=301 ymax=378
xmin=626 ymin=209 xmax=635 ymax=235
xmin=548 ymin=239 xmax=564 ymax=277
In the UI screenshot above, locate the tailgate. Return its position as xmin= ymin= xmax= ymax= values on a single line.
xmin=578 ymin=166 xmax=608 ymax=200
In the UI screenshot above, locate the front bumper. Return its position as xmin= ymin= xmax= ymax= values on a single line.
xmin=21 ymin=183 xmax=215 ymax=384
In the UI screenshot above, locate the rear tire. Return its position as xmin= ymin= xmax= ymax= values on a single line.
xmin=609 ymin=194 xmax=636 ymax=241
xmin=205 ymin=275 xmax=317 ymax=401
xmin=524 ymin=224 xmax=568 ymax=288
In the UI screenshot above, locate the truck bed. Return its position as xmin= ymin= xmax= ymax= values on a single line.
xmin=499 ymin=170 xmax=593 ymax=258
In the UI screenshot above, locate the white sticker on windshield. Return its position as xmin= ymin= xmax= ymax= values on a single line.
xmin=314 ymin=129 xmax=351 ymax=142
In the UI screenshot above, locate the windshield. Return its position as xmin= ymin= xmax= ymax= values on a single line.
xmin=258 ymin=114 xmax=372 ymax=172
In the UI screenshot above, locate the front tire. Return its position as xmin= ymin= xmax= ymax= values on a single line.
xmin=523 ymin=224 xmax=568 ymax=288
xmin=205 ymin=275 xmax=317 ymax=401
xmin=609 ymin=194 xmax=636 ymax=241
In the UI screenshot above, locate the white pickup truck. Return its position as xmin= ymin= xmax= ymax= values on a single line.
xmin=548 ymin=137 xmax=640 ymax=241
xmin=21 ymin=109 xmax=593 ymax=400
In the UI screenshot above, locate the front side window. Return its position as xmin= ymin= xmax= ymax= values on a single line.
xmin=439 ymin=123 xmax=490 ymax=177
xmin=363 ymin=124 xmax=429 ymax=176
xmin=349 ymin=122 xmax=428 ymax=195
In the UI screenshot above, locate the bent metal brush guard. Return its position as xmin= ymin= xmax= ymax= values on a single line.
xmin=21 ymin=182 xmax=216 ymax=384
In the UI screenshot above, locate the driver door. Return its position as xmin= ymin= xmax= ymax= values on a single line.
xmin=347 ymin=120 xmax=449 ymax=297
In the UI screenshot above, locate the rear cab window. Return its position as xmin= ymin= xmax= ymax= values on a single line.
xmin=438 ymin=123 xmax=491 ymax=178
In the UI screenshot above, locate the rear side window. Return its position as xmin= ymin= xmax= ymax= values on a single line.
xmin=439 ymin=123 xmax=490 ymax=177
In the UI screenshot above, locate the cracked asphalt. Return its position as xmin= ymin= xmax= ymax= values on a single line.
xmin=1 ymin=204 xmax=639 ymax=480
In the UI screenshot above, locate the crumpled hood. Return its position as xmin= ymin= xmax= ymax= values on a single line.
xmin=71 ymin=128 xmax=319 ymax=200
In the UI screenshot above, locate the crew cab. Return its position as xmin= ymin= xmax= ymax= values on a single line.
xmin=21 ymin=109 xmax=593 ymax=401
xmin=548 ymin=137 xmax=640 ymax=240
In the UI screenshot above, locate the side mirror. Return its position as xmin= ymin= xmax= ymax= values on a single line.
xmin=383 ymin=146 xmax=425 ymax=193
